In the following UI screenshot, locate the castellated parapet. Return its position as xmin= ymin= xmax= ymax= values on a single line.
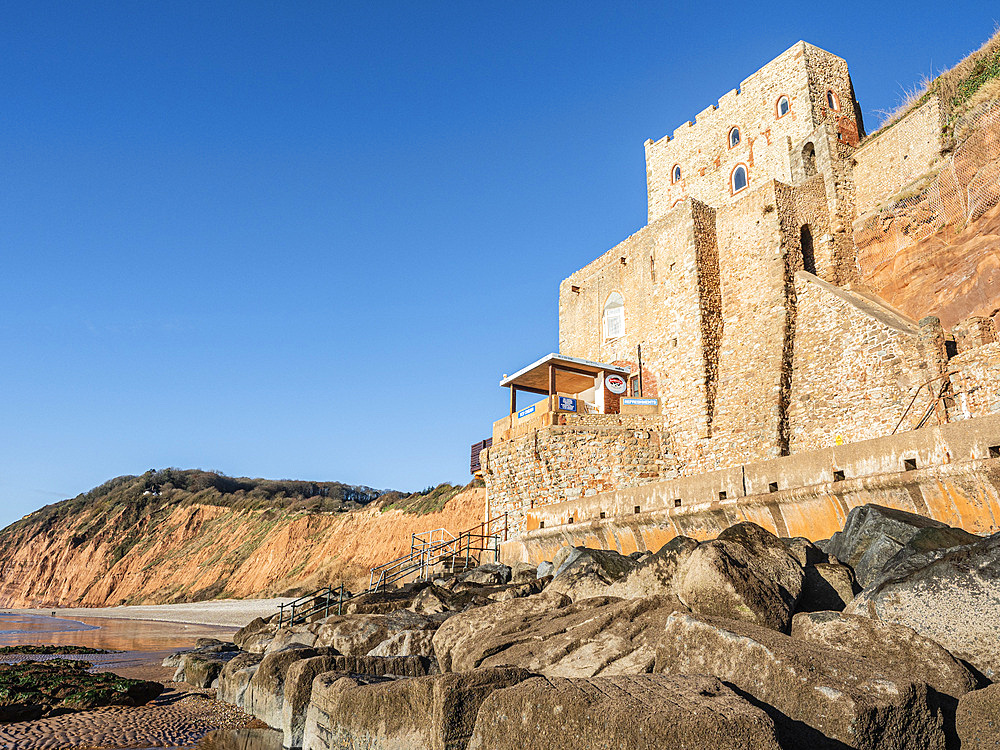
xmin=645 ymin=42 xmax=863 ymax=224
xmin=483 ymin=40 xmax=1000 ymax=545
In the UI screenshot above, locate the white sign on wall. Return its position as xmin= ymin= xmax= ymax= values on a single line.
xmin=605 ymin=374 xmax=627 ymax=395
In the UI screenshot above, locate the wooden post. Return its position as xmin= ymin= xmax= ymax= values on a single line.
xmin=548 ymin=364 xmax=556 ymax=396
xmin=509 ymin=386 xmax=516 ymax=415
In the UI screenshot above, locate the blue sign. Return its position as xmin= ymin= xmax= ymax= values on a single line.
xmin=623 ymin=398 xmax=658 ymax=406
xmin=517 ymin=405 xmax=536 ymax=419
xmin=557 ymin=396 xmax=577 ymax=412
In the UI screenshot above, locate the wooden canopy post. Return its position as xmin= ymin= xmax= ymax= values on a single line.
xmin=548 ymin=364 xmax=556 ymax=396
xmin=509 ymin=386 xmax=516 ymax=415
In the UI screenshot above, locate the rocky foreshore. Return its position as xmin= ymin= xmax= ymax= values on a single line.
xmin=166 ymin=503 xmax=1000 ymax=749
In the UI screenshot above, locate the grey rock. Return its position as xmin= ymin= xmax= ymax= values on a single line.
xmin=536 ymin=561 xmax=554 ymax=578
xmin=956 ymin=683 xmax=1000 ymax=750
xmin=546 ymin=547 xmax=638 ymax=601
xmin=846 ymin=531 xmax=1000 ymax=679
xmin=674 ymin=523 xmax=804 ymax=632
xmin=825 ymin=504 xmax=966 ymax=587
xmin=301 ymin=667 xmax=534 ymax=750
xmin=791 ymin=611 xmax=978 ymax=700
xmin=467 ymin=674 xmax=783 ymax=750
xmin=655 ymin=612 xmax=946 ymax=750
xmin=796 ymin=562 xmax=859 ymax=613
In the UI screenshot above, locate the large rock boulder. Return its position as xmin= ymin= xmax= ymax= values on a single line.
xmin=301 ymin=667 xmax=534 ymax=750
xmin=796 ymin=561 xmax=859 ymax=613
xmin=162 ymin=639 xmax=238 ymax=668
xmin=217 ymin=651 xmax=263 ymax=709
xmin=433 ymin=591 xmax=685 ymax=677
xmin=432 ymin=590 xmax=568 ymax=673
xmin=458 ymin=562 xmax=512 ymax=586
xmin=244 ymin=646 xmax=322 ymax=728
xmin=846 ymin=531 xmax=1000 ymax=679
xmin=172 ymin=650 xmax=240 ymax=688
xmin=281 ymin=655 xmax=344 ymax=749
xmin=673 ymin=523 xmax=804 ymax=632
xmin=312 ymin=610 xmax=446 ymax=658
xmin=545 ymin=547 xmax=637 ymax=601
xmin=234 ymin=616 xmax=279 ymax=653
xmin=598 ymin=536 xmax=699 ymax=601
xmin=655 ymin=612 xmax=946 ymax=749
xmin=956 ymin=684 xmax=1000 ymax=750
xmin=791 ymin=611 xmax=978 ymax=700
xmin=823 ymin=504 xmax=975 ymax=587
xmin=466 ymin=674 xmax=782 ymax=750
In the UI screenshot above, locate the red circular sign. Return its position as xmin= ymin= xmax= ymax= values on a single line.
xmin=605 ymin=374 xmax=627 ymax=394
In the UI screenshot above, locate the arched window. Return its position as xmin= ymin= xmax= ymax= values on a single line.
xmin=672 ymin=164 xmax=682 ymax=183
xmin=827 ymin=90 xmax=839 ymax=111
xmin=801 ymin=225 xmax=816 ymax=275
xmin=729 ymin=127 xmax=741 ymax=148
xmin=802 ymin=142 xmax=817 ymax=177
xmin=603 ymin=292 xmax=625 ymax=340
xmin=731 ymin=164 xmax=748 ymax=194
xmin=776 ymin=95 xmax=790 ymax=118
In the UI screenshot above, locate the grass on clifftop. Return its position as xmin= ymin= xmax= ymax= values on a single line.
xmin=874 ymin=27 xmax=1000 ymax=134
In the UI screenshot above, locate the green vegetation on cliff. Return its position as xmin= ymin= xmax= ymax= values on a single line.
xmin=876 ymin=28 xmax=1000 ymax=133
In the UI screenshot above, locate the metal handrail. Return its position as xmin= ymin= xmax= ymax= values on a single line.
xmin=277 ymin=513 xmax=510 ymax=624
xmin=368 ymin=514 xmax=508 ymax=593
xmin=892 ymin=372 xmax=957 ymax=434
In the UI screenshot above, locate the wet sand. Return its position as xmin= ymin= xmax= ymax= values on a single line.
xmin=0 ymin=613 xmax=265 ymax=749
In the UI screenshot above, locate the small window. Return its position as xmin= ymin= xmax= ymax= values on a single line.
xmin=776 ymin=95 xmax=790 ymax=117
xmin=990 ymin=445 xmax=1000 ymax=459
xmin=729 ymin=127 xmax=741 ymax=148
xmin=603 ymin=292 xmax=625 ymax=339
xmin=634 ymin=505 xmax=641 ymax=514
xmin=599 ymin=511 xmax=606 ymax=520
xmin=674 ymin=498 xmax=682 ymax=508
xmin=827 ymin=90 xmax=840 ymax=111
xmin=718 ymin=491 xmax=727 ymax=501
xmin=768 ymin=482 xmax=779 ymax=493
xmin=833 ymin=469 xmax=846 ymax=482
xmin=539 ymin=520 xmax=545 ymax=529
xmin=903 ymin=458 xmax=917 ymax=472
xmin=628 ymin=374 xmax=640 ymax=397
xmin=672 ymin=164 xmax=682 ymax=183
xmin=731 ymin=164 xmax=748 ymax=194
xmin=568 ymin=516 xmax=574 ymax=524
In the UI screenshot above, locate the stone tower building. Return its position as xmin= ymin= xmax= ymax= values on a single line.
xmin=481 ymin=41 xmax=1000 ymax=546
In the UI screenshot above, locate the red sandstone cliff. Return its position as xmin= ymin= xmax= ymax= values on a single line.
xmin=860 ymin=201 xmax=1000 ymax=330
xmin=0 ymin=476 xmax=484 ymax=609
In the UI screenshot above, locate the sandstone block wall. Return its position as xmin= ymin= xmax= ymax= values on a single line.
xmin=558 ymin=199 xmax=720 ymax=454
xmin=645 ymin=42 xmax=862 ymax=222
xmin=788 ymin=274 xmax=927 ymax=452
xmin=500 ymin=413 xmax=1000 ymax=564
xmin=949 ymin=342 xmax=1000 ymax=421
xmin=482 ymin=415 xmax=673 ymax=537
xmin=851 ymin=96 xmax=946 ymax=214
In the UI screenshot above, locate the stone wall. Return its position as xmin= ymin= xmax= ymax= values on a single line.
xmin=645 ymin=41 xmax=863 ymax=222
xmin=481 ymin=415 xmax=673 ymax=537
xmin=851 ymin=96 xmax=946 ymax=214
xmin=500 ymin=413 xmax=1000 ymax=564
xmin=558 ymin=199 xmax=720 ymax=456
xmin=949 ymin=341 xmax=1000 ymax=421
xmin=787 ymin=273 xmax=928 ymax=452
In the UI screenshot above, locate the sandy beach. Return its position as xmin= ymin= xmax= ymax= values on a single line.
xmin=0 ymin=602 xmax=286 ymax=749
xmin=6 ymin=598 xmax=294 ymax=628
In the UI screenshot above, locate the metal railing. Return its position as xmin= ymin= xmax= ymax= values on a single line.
xmin=276 ymin=584 xmax=354 ymax=628
xmin=273 ymin=514 xmax=509 ymax=626
xmin=368 ymin=514 xmax=508 ymax=593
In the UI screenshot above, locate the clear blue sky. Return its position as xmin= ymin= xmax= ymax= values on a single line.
xmin=0 ymin=2 xmax=996 ymax=529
